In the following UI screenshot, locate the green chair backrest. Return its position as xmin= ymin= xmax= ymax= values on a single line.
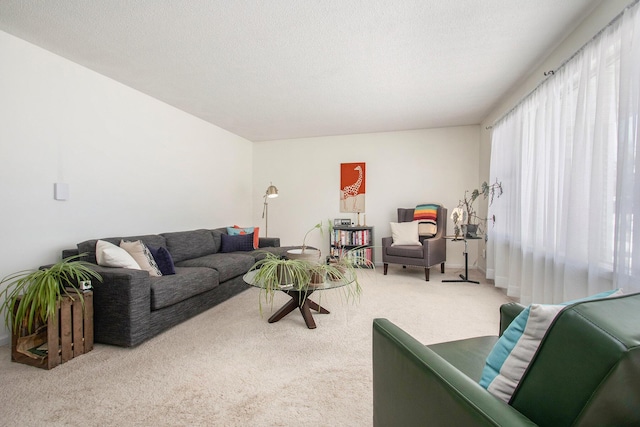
xmin=510 ymin=292 xmax=640 ymax=426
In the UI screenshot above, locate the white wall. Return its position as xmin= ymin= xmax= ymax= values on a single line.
xmin=252 ymin=126 xmax=481 ymax=269
xmin=0 ymin=31 xmax=254 ymax=344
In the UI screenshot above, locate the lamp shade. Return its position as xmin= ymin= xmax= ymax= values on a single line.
xmin=265 ymin=183 xmax=278 ymax=198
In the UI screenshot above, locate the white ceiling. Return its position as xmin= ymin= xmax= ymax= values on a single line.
xmin=0 ymin=1 xmax=601 ymax=142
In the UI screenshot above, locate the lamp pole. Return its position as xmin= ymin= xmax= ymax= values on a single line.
xmin=262 ymin=183 xmax=278 ymax=237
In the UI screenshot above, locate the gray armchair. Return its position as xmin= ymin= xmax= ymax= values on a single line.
xmin=382 ymin=206 xmax=447 ymax=281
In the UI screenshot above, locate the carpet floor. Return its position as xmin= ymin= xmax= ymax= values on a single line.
xmin=0 ymin=266 xmax=514 ymax=426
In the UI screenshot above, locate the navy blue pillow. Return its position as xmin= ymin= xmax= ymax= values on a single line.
xmin=220 ymin=233 xmax=254 ymax=253
xmin=148 ymin=246 xmax=176 ymax=275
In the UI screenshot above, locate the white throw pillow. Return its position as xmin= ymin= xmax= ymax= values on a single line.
xmin=120 ymin=240 xmax=162 ymax=276
xmin=96 ymin=240 xmax=141 ymax=270
xmin=390 ymin=221 xmax=421 ymax=246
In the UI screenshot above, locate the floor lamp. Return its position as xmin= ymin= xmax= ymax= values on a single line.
xmin=262 ymin=182 xmax=278 ymax=237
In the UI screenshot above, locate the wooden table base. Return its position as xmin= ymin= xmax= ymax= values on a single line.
xmin=268 ymin=289 xmax=329 ymax=329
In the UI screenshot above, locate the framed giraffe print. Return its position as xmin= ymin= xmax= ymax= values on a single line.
xmin=340 ymin=162 xmax=366 ymax=213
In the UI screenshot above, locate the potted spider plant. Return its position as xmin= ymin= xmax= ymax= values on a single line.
xmin=248 ymin=252 xmax=312 ymax=313
xmin=247 ymin=248 xmax=365 ymax=314
xmin=0 ymin=254 xmax=102 ymax=367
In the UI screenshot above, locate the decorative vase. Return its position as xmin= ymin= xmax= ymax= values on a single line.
xmin=310 ymin=271 xmax=325 ymax=284
xmin=276 ymin=264 xmax=293 ymax=285
xmin=462 ymin=224 xmax=478 ymax=238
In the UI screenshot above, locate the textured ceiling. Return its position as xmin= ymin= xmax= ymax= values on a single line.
xmin=0 ymin=1 xmax=601 ymax=141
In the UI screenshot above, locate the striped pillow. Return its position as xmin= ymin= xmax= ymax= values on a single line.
xmin=414 ymin=204 xmax=439 ymax=236
xmin=479 ymin=289 xmax=624 ymax=402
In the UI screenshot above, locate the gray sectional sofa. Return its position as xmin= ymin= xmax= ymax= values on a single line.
xmin=62 ymin=227 xmax=298 ymax=347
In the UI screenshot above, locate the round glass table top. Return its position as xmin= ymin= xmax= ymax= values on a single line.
xmin=243 ymin=269 xmax=355 ymax=292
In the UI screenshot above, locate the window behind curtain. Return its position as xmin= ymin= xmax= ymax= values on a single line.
xmin=487 ymin=3 xmax=640 ymax=304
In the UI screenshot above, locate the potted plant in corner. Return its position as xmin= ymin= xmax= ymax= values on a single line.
xmin=0 ymin=254 xmax=102 ymax=369
xmin=451 ymin=179 xmax=503 ymax=238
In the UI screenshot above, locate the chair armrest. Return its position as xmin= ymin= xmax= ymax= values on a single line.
xmin=373 ymin=319 xmax=536 ymax=427
xmin=381 ymin=236 xmax=393 ymax=247
xmin=422 ymin=234 xmax=446 ymax=254
xmin=499 ymin=302 xmax=526 ymax=336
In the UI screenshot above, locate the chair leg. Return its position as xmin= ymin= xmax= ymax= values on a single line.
xmin=424 ymin=268 xmax=430 ymax=281
xmin=383 ymin=263 xmax=388 ymax=275
xmin=441 ymin=262 xmax=445 ymax=274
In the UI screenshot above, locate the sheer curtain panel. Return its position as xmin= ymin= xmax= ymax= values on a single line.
xmin=488 ymin=2 xmax=640 ymax=304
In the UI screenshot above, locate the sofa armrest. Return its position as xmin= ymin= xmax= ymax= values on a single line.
xmin=381 ymin=236 xmax=393 ymax=248
xmin=499 ymin=302 xmax=526 ymax=336
xmin=372 ymin=319 xmax=536 ymax=427
xmin=62 ymin=248 xmax=80 ymax=259
xmin=85 ymin=264 xmax=152 ymax=347
xmin=259 ymin=237 xmax=280 ymax=248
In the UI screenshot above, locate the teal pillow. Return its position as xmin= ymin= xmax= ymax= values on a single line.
xmin=227 ymin=226 xmax=254 ymax=235
xmin=479 ymin=289 xmax=623 ymax=402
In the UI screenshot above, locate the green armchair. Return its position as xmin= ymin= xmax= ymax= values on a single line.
xmin=373 ymin=292 xmax=640 ymax=426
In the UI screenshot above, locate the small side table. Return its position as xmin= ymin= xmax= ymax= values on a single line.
xmin=443 ymin=236 xmax=481 ymax=284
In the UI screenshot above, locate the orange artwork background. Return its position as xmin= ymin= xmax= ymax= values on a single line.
xmin=340 ymin=162 xmax=366 ymax=213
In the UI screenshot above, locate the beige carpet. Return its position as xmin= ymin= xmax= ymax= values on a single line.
xmin=0 ymin=267 xmax=514 ymax=426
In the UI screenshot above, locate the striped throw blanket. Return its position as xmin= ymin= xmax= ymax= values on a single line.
xmin=414 ymin=203 xmax=439 ymax=236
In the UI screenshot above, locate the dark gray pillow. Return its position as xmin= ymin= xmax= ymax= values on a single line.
xmin=220 ymin=233 xmax=254 ymax=253
xmin=148 ymin=246 xmax=176 ymax=275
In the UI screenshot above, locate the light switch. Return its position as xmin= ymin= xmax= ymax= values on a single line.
xmin=54 ymin=182 xmax=69 ymax=201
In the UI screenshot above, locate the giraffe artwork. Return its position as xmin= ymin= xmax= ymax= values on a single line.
xmin=340 ymin=162 xmax=366 ymax=213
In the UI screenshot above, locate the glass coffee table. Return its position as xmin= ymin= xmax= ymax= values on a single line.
xmin=243 ymin=269 xmax=354 ymax=329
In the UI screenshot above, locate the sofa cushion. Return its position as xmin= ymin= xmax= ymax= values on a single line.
xmin=385 ymin=245 xmax=424 ymax=259
xmin=150 ymin=266 xmax=219 ymax=310
xmin=429 ymin=336 xmax=499 ymax=382
xmin=79 ymin=234 xmax=167 ymax=264
xmin=162 ymin=229 xmax=217 ymax=263
xmin=210 ymin=228 xmax=226 ymax=252
xmin=175 ymin=252 xmax=255 ymax=282
xmin=220 ymin=233 xmax=254 ymax=253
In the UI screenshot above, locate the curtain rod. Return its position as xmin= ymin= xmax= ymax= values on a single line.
xmin=486 ymin=0 xmax=639 ymax=130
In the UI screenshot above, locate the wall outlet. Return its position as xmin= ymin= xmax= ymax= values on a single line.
xmin=79 ymin=280 xmax=92 ymax=290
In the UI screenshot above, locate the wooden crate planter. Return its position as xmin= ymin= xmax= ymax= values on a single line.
xmin=11 ymin=291 xmax=93 ymax=370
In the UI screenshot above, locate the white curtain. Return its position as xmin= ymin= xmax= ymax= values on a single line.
xmin=488 ymin=2 xmax=640 ymax=304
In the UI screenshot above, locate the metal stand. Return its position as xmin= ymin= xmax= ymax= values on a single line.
xmin=262 ymin=195 xmax=270 ymax=237
xmin=443 ymin=238 xmax=479 ymax=284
